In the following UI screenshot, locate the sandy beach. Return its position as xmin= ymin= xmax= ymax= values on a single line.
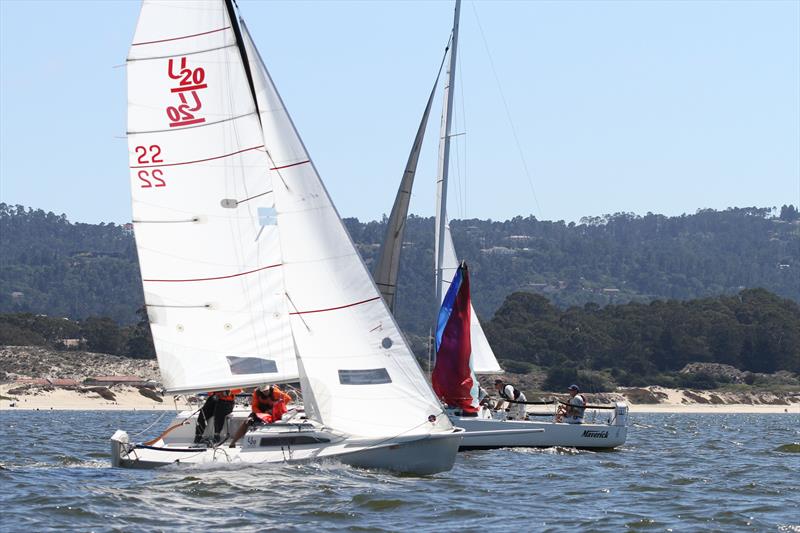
xmin=2 ymin=383 xmax=797 ymax=414
xmin=0 ymin=384 xmax=195 ymax=412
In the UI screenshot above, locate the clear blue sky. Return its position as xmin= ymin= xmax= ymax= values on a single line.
xmin=1 ymin=0 xmax=798 ymax=225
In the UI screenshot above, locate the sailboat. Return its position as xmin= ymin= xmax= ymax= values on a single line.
xmin=110 ymin=0 xmax=462 ymax=474
xmin=376 ymin=0 xmax=629 ymax=450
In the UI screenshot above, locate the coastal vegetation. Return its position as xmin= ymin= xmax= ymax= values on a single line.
xmin=1 ymin=203 xmax=798 ymax=387
xmin=2 ymin=202 xmax=797 ymax=335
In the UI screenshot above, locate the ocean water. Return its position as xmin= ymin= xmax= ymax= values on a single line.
xmin=0 ymin=411 xmax=798 ymax=532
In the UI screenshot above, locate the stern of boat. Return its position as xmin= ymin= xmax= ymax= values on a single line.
xmin=110 ymin=429 xmax=131 ymax=468
xmin=341 ymin=429 xmax=463 ymax=475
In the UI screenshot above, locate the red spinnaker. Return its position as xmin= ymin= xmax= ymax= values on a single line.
xmin=432 ymin=263 xmax=477 ymax=414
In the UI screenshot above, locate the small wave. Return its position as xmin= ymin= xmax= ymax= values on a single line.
xmin=510 ymin=446 xmax=588 ymax=456
xmin=351 ymin=494 xmax=407 ymax=510
xmin=774 ymin=443 xmax=800 ymax=453
xmin=624 ymin=517 xmax=662 ymax=529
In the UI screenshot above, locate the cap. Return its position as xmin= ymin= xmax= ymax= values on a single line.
xmin=568 ymin=384 xmax=579 ymax=391
xmin=494 ymin=379 xmax=504 ymax=384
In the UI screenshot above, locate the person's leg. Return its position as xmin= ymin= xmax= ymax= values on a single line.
xmin=195 ymin=396 xmax=217 ymax=442
xmin=213 ymin=400 xmax=235 ymax=442
xmin=229 ymin=414 xmax=257 ymax=448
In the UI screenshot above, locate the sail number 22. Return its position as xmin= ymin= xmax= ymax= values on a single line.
xmin=135 ymin=145 xmax=166 ymax=188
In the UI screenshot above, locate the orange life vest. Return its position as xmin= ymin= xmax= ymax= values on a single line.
xmin=252 ymin=386 xmax=291 ymax=417
xmin=210 ymin=389 xmax=242 ymax=402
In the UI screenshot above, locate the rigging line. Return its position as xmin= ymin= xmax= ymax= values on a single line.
xmin=236 ymin=189 xmax=273 ymax=205
xmin=470 ymin=1 xmax=543 ymax=219
xmin=459 ymin=45 xmax=468 ymax=220
xmin=146 ymin=303 xmax=210 ymax=309
xmin=133 ymin=218 xmax=199 ymax=224
xmin=284 ymin=292 xmax=311 ymax=332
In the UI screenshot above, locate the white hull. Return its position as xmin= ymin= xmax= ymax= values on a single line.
xmin=453 ymin=403 xmax=629 ymax=450
xmin=111 ymin=411 xmax=462 ymax=475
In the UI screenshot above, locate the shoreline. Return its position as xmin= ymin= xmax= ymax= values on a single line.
xmin=1 ymin=384 xmax=796 ymax=414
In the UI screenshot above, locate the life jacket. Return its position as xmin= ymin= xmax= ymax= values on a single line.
xmin=252 ymin=386 xmax=291 ymax=416
xmin=211 ymin=389 xmax=242 ymax=402
xmin=568 ymin=394 xmax=587 ymax=418
xmin=499 ymin=384 xmax=522 ymax=401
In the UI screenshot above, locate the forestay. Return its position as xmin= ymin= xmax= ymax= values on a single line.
xmin=239 ymin=24 xmax=452 ymax=438
xmin=126 ymin=0 xmax=297 ymax=393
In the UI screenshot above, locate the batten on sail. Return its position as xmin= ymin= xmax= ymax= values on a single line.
xmin=126 ymin=0 xmax=297 ymax=393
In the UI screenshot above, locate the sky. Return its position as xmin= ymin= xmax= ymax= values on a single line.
xmin=1 ymin=0 xmax=798 ymax=225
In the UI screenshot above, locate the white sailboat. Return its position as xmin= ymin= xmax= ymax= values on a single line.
xmin=377 ymin=0 xmax=628 ymax=450
xmin=111 ymin=0 xmax=462 ymax=474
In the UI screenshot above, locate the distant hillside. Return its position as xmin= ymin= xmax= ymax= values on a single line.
xmin=1 ymin=203 xmax=798 ymax=338
xmin=0 ymin=204 xmax=142 ymax=323
xmin=484 ymin=288 xmax=800 ymax=384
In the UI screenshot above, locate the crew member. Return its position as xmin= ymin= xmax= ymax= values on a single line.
xmin=556 ymin=384 xmax=586 ymax=424
xmin=229 ymin=385 xmax=292 ymax=448
xmin=194 ymin=389 xmax=241 ymax=444
xmin=494 ymin=379 xmax=527 ymax=420
xmin=477 ymin=385 xmax=493 ymax=408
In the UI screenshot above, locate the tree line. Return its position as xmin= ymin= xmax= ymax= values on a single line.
xmin=484 ymin=288 xmax=800 ymax=388
xmin=1 ymin=202 xmax=798 ymax=342
xmin=0 ymin=309 xmax=154 ymax=359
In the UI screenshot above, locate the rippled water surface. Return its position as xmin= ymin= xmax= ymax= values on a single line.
xmin=1 ymin=411 xmax=798 ymax=532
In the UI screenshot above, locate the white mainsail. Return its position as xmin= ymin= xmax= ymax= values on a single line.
xmin=374 ymin=50 xmax=448 ymax=313
xmin=127 ymin=0 xmax=297 ymax=393
xmin=239 ymin=22 xmax=453 ymax=438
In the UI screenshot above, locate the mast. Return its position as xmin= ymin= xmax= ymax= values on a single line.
xmin=434 ymin=0 xmax=461 ymax=310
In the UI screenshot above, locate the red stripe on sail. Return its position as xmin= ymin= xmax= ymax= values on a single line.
xmin=270 ymin=160 xmax=310 ymax=171
xmin=132 ymin=26 xmax=231 ymax=46
xmin=289 ymin=297 xmax=380 ymax=316
xmin=144 ymin=263 xmax=281 ymax=283
xmin=130 ymin=145 xmax=264 ymax=169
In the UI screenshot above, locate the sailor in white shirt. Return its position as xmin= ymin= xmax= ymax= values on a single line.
xmin=493 ymin=379 xmax=527 ymax=420
xmin=556 ymin=384 xmax=586 ymax=424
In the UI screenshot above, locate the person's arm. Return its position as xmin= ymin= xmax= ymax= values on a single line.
xmin=251 ymin=391 xmax=264 ymax=414
xmin=278 ymin=390 xmax=292 ymax=404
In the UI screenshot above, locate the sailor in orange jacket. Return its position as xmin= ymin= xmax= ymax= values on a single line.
xmin=229 ymin=385 xmax=292 ymax=448
xmin=194 ymin=389 xmax=242 ymax=444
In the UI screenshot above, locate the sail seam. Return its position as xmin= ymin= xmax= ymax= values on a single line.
xmin=131 ymin=26 xmax=232 ymax=46
xmin=143 ymin=263 xmax=281 ymax=283
xmin=127 ymin=44 xmax=237 ymax=63
xmin=128 ymin=111 xmax=256 ymax=135
xmin=289 ymin=297 xmax=381 ymax=316
xmin=130 ymin=145 xmax=265 ymax=169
